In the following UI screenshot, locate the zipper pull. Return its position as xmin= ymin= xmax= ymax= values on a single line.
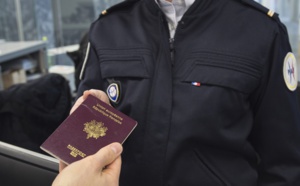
xmin=169 ymin=38 xmax=175 ymax=65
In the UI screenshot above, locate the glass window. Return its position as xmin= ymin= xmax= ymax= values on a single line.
xmin=53 ymin=0 xmax=122 ymax=47
xmin=0 ymin=0 xmax=123 ymax=48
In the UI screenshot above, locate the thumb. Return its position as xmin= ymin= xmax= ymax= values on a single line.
xmin=93 ymin=143 xmax=123 ymax=171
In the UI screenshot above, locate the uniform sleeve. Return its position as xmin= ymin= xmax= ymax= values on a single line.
xmin=77 ymin=41 xmax=103 ymax=98
xmin=250 ymin=23 xmax=300 ymax=185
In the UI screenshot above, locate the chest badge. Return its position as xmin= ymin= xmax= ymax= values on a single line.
xmin=283 ymin=52 xmax=298 ymax=91
xmin=107 ymin=83 xmax=120 ymax=103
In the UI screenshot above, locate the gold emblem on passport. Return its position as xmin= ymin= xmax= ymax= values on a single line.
xmin=83 ymin=120 xmax=108 ymax=139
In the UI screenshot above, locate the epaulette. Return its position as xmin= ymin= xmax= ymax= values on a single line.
xmin=240 ymin=0 xmax=279 ymax=20
xmin=98 ymin=0 xmax=140 ymax=19
xmin=239 ymin=0 xmax=289 ymax=32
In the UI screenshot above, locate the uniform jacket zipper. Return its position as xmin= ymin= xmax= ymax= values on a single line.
xmin=169 ymin=38 xmax=175 ymax=66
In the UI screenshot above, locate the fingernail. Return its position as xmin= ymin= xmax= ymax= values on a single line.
xmin=110 ymin=143 xmax=122 ymax=154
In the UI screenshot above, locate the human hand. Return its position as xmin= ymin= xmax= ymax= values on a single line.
xmin=53 ymin=142 xmax=123 ymax=186
xmin=59 ymin=89 xmax=111 ymax=171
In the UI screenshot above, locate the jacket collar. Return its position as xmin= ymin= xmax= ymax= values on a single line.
xmin=155 ymin=0 xmax=195 ymax=7
xmin=145 ymin=0 xmax=205 ymax=16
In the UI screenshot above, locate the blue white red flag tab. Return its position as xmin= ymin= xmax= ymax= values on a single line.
xmin=191 ymin=82 xmax=201 ymax=87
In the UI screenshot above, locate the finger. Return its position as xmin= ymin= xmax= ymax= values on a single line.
xmin=59 ymin=160 xmax=68 ymax=172
xmin=93 ymin=142 xmax=123 ymax=171
xmin=70 ymin=89 xmax=108 ymax=114
xmin=83 ymin=89 xmax=111 ymax=105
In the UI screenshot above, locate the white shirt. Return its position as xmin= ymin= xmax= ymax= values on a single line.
xmin=155 ymin=0 xmax=195 ymax=38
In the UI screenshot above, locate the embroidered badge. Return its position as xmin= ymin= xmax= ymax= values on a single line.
xmin=283 ymin=52 xmax=298 ymax=91
xmin=107 ymin=83 xmax=120 ymax=103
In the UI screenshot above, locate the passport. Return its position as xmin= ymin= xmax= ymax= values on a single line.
xmin=40 ymin=95 xmax=137 ymax=165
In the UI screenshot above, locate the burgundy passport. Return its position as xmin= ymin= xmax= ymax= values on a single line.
xmin=40 ymin=95 xmax=137 ymax=164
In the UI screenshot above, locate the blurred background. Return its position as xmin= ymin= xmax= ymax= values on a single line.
xmin=0 ymin=0 xmax=122 ymax=48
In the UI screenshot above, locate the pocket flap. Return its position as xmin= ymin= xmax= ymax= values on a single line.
xmin=100 ymin=59 xmax=150 ymax=79
xmin=184 ymin=64 xmax=260 ymax=94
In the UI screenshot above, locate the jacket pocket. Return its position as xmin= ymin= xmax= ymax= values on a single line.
xmin=98 ymin=49 xmax=153 ymax=109
xmin=182 ymin=52 xmax=261 ymax=94
xmin=99 ymin=48 xmax=153 ymax=79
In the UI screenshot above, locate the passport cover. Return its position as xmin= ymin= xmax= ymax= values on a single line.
xmin=40 ymin=95 xmax=137 ymax=164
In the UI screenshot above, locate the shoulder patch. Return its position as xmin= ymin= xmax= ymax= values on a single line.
xmin=240 ymin=0 xmax=278 ymax=19
xmin=283 ymin=52 xmax=298 ymax=91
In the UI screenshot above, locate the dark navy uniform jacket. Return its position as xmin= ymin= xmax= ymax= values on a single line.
xmin=78 ymin=0 xmax=300 ymax=185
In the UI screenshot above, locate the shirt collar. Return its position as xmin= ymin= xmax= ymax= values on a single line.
xmin=155 ymin=0 xmax=195 ymax=8
xmin=185 ymin=0 xmax=194 ymax=7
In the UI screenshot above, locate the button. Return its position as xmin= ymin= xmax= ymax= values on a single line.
xmin=180 ymin=21 xmax=185 ymax=29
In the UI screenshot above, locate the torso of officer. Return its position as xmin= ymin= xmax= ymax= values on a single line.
xmin=78 ymin=0 xmax=300 ymax=185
